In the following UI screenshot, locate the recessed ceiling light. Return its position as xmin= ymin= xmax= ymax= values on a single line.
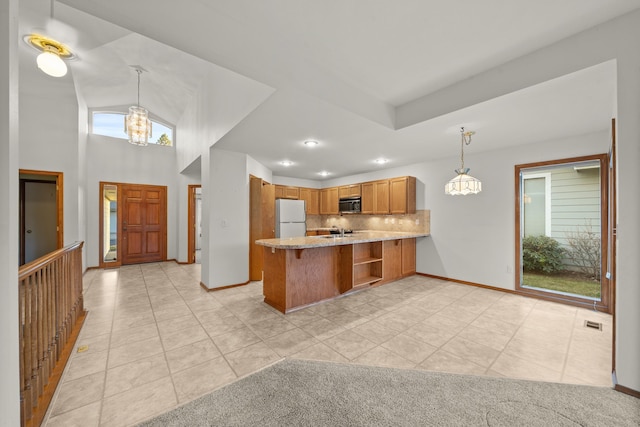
xmin=280 ymin=160 xmax=293 ymax=166
xmin=304 ymin=140 xmax=318 ymax=147
xmin=374 ymin=158 xmax=389 ymax=164
xmin=318 ymin=171 xmax=330 ymax=177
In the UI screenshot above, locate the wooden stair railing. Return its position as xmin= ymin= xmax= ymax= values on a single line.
xmin=18 ymin=241 xmax=86 ymax=427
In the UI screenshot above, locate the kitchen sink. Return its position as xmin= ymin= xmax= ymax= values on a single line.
xmin=313 ymin=234 xmax=354 ymax=238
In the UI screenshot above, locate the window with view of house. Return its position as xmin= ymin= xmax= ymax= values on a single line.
xmin=91 ymin=111 xmax=174 ymax=146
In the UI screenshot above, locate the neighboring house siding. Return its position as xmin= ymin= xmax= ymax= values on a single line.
xmin=549 ymin=166 xmax=601 ymax=271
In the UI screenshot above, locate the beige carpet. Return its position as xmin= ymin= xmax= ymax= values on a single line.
xmin=138 ymin=359 xmax=639 ymax=426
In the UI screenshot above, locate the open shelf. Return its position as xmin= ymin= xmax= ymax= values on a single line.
xmin=351 ymin=241 xmax=382 ymax=289
xmin=353 ymin=256 xmax=382 ymax=265
xmin=353 ymin=275 xmax=382 ymax=288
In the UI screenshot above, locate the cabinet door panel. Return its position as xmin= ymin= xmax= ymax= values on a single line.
xmin=401 ymin=238 xmax=416 ymax=276
xmin=374 ymin=180 xmax=389 ymax=214
xmin=383 ymin=239 xmax=402 ymax=282
xmin=361 ymin=183 xmax=374 ymax=214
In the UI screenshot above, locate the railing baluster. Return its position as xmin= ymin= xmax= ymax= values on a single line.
xmin=18 ymin=242 xmax=85 ymax=427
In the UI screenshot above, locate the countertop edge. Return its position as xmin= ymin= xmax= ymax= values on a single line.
xmin=256 ymin=232 xmax=430 ymax=249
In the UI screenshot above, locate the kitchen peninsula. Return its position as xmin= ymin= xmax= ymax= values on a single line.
xmin=255 ymin=231 xmax=429 ymax=313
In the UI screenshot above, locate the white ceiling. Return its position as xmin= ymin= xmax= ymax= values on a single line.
xmin=18 ymin=0 xmax=636 ymax=180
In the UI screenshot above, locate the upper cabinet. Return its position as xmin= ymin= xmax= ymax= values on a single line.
xmin=361 ymin=180 xmax=389 ymax=214
xmin=299 ymin=188 xmax=320 ymax=215
xmin=338 ymin=184 xmax=361 ymax=199
xmin=273 ymin=176 xmax=415 ymax=215
xmin=389 ymin=176 xmax=416 ymax=214
xmin=274 ymin=185 xmax=299 ymax=200
xmin=320 ymin=187 xmax=339 ymax=215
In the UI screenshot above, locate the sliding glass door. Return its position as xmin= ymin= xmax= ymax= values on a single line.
xmin=515 ymin=154 xmax=610 ymax=312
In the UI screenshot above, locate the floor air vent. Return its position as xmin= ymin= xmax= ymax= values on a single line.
xmin=584 ymin=320 xmax=603 ymax=331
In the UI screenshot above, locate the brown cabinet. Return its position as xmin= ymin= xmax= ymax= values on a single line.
xmin=401 ymin=238 xmax=416 ymax=276
xmin=320 ymin=187 xmax=339 ymax=215
xmin=383 ymin=239 xmax=402 ymax=282
xmin=381 ymin=238 xmax=417 ymax=283
xmin=299 ymin=187 xmax=319 ymax=215
xmin=338 ymin=184 xmax=361 ymax=199
xmin=275 ymin=185 xmax=299 ymax=200
xmin=390 ymin=176 xmax=416 ymax=214
xmin=360 ymin=182 xmax=374 ymax=214
xmin=361 ymin=180 xmax=389 ymax=214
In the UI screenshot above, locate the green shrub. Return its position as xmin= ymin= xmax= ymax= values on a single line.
xmin=522 ymin=235 xmax=565 ymax=274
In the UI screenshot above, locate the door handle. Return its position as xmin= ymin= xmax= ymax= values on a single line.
xmin=26 ymin=229 xmax=32 ymax=234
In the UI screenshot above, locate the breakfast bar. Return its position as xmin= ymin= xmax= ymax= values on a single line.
xmin=255 ymin=231 xmax=428 ymax=313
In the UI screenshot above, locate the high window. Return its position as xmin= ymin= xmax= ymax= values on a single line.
xmin=91 ymin=111 xmax=174 ymax=146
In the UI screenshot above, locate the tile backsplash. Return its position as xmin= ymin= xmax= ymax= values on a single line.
xmin=306 ymin=209 xmax=430 ymax=234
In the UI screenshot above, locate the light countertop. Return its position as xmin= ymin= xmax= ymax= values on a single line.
xmin=255 ymin=230 xmax=429 ymax=249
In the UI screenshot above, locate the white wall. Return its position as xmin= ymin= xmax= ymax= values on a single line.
xmin=85 ymin=134 xmax=178 ymax=266
xmin=272 ymin=175 xmax=320 ymax=188
xmin=19 ymin=65 xmax=80 ymax=246
xmin=75 ymin=95 xmax=89 ymax=269
xmin=0 ymin=1 xmax=20 ymax=425
xmin=202 ymin=148 xmax=251 ymax=288
xmin=248 ymin=154 xmax=273 ymax=183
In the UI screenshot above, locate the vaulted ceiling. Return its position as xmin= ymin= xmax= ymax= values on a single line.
xmin=19 ymin=0 xmax=638 ymax=179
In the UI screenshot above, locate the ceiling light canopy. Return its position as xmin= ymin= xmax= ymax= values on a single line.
xmin=24 ymin=34 xmax=76 ymax=78
xmin=444 ymin=127 xmax=482 ymax=196
xmin=125 ymin=67 xmax=153 ymax=146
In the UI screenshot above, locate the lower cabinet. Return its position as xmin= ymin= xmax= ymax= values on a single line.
xmin=341 ymin=239 xmax=416 ymax=292
xmin=401 ymin=238 xmax=416 ymax=276
xmin=380 ymin=238 xmax=415 ymax=283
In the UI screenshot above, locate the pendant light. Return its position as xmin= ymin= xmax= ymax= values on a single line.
xmin=444 ymin=127 xmax=482 ymax=195
xmin=125 ymin=67 xmax=152 ymax=146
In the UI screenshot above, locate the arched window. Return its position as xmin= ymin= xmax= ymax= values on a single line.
xmin=91 ymin=111 xmax=174 ymax=146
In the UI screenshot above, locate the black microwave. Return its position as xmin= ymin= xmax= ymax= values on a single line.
xmin=339 ymin=196 xmax=361 ymax=214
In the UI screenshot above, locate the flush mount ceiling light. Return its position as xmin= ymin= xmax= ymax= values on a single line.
xmin=304 ymin=140 xmax=319 ymax=147
xmin=444 ymin=127 xmax=482 ymax=196
xmin=24 ymin=34 xmax=76 ymax=78
xmin=280 ymin=160 xmax=294 ymax=166
xmin=374 ymin=158 xmax=389 ymax=164
xmin=125 ymin=67 xmax=152 ymax=146
xmin=318 ymin=171 xmax=330 ymax=177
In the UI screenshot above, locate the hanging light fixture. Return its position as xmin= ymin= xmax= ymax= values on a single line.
xmin=23 ymin=2 xmax=76 ymax=78
xmin=125 ymin=67 xmax=152 ymax=146
xmin=24 ymin=34 xmax=76 ymax=78
xmin=444 ymin=127 xmax=482 ymax=195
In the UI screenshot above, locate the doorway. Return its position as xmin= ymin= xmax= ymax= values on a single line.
xmin=19 ymin=170 xmax=63 ymax=265
xmin=187 ymin=185 xmax=201 ymax=264
xmin=100 ymin=182 xmax=167 ymax=267
xmin=515 ymin=153 xmax=611 ymax=312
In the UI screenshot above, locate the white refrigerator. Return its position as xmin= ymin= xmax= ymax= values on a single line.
xmin=275 ymin=199 xmax=306 ymax=238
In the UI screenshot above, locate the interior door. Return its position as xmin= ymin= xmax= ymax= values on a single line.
xmin=121 ymin=184 xmax=167 ymax=265
xmin=22 ymin=181 xmax=57 ymax=264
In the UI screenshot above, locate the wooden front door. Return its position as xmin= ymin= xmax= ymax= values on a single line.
xmin=121 ymin=184 xmax=167 ymax=265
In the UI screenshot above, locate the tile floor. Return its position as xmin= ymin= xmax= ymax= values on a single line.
xmin=43 ymin=262 xmax=613 ymax=426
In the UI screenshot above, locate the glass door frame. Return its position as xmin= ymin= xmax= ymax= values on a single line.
xmin=99 ymin=181 xmax=122 ymax=268
xmin=514 ymin=153 xmax=611 ymax=313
